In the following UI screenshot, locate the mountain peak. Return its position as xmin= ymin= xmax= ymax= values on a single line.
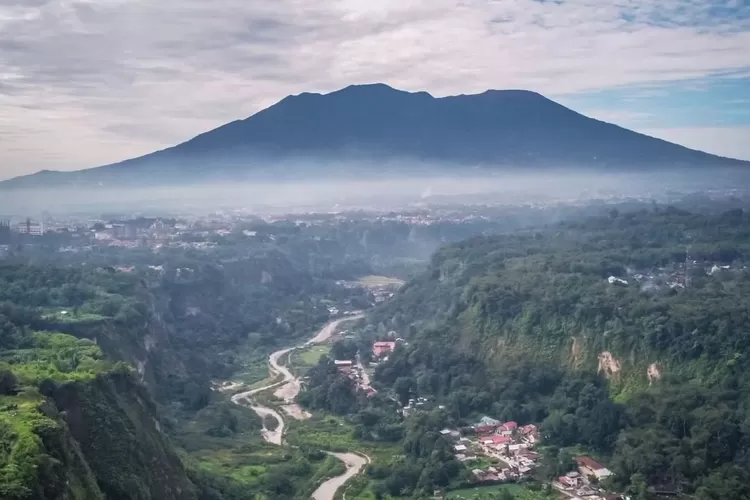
xmin=320 ymin=83 xmax=435 ymax=101
xmin=2 ymin=84 xmax=747 ymax=189
xmin=338 ymin=83 xmax=400 ymax=93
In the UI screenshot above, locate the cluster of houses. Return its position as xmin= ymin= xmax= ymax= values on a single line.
xmin=438 ymin=415 xmax=625 ymax=499
xmin=327 ymin=306 xmax=361 ymax=317
xmin=333 ymin=279 xmax=398 ymax=304
xmin=624 ymin=261 xmax=745 ymax=293
xmin=441 ymin=417 xmax=541 ymax=483
xmin=333 ymin=359 xmax=377 ymax=397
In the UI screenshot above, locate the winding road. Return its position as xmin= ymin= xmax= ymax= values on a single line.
xmin=229 ymin=313 xmax=367 ymax=500
xmin=312 ymin=452 xmax=370 ymax=500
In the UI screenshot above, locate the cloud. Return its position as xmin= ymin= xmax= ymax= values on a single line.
xmin=642 ymin=126 xmax=750 ymax=161
xmin=1 ymin=0 xmax=749 ymax=178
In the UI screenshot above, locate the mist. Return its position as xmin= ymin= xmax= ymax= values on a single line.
xmin=1 ymin=165 xmax=748 ymax=217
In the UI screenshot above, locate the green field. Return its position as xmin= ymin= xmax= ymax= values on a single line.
xmin=355 ymin=275 xmax=405 ymax=286
xmin=294 ymin=345 xmax=330 ymax=371
xmin=191 ymin=441 xmax=345 ymax=497
xmin=42 ymin=309 xmax=108 ymax=324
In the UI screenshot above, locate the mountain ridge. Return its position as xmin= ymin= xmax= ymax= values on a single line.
xmin=3 ymin=84 xmax=747 ymax=188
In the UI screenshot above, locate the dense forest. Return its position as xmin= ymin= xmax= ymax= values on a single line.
xmin=364 ymin=208 xmax=750 ymax=499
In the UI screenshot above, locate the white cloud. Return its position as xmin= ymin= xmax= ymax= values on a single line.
xmin=0 ymin=0 xmax=749 ymax=178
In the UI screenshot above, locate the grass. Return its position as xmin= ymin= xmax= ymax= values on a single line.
xmin=298 ymin=345 xmax=330 ymax=365
xmin=356 ymin=275 xmax=405 ymax=286
xmin=286 ymin=414 xmax=359 ymax=452
xmin=464 ymin=456 xmax=509 ymax=470
xmin=291 ymin=345 xmax=330 ymax=376
xmin=41 ymin=309 xmax=108 ymax=324
xmin=190 ymin=440 xmax=346 ymax=498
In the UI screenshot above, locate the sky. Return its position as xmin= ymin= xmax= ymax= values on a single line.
xmin=1 ymin=0 xmax=749 ymax=180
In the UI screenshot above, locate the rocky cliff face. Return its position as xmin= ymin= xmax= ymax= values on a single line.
xmin=21 ymin=400 xmax=105 ymax=500
xmin=49 ymin=371 xmax=198 ymax=500
xmin=1 ymin=370 xmax=197 ymax=500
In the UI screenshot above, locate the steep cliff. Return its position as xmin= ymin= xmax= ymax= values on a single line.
xmin=50 ymin=370 xmax=198 ymax=500
xmin=370 ymin=209 xmax=750 ymax=393
xmin=0 ymin=295 xmax=199 ymax=499
xmin=0 ymin=369 xmax=197 ymax=500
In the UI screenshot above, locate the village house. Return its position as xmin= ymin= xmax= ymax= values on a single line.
xmin=576 ymin=456 xmax=613 ymax=480
xmin=497 ymin=421 xmax=518 ymax=436
xmin=481 ymin=434 xmax=512 ymax=451
xmin=372 ymin=341 xmax=396 ymax=357
xmin=519 ymin=423 xmax=537 ymax=435
xmin=557 ymin=471 xmax=583 ymax=488
xmin=334 ymin=359 xmax=353 ymax=374
xmin=478 ymin=416 xmax=501 ymax=427
xmin=474 ymin=424 xmax=497 ymax=435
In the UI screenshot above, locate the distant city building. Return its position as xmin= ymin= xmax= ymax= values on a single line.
xmin=113 ymin=223 xmax=137 ymax=240
xmin=0 ymin=220 xmax=10 ymax=244
xmin=95 ymin=230 xmax=115 ymax=241
xmin=17 ymin=219 xmax=44 ymax=236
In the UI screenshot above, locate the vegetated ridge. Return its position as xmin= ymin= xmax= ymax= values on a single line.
xmin=366 ymin=207 xmax=750 ymax=497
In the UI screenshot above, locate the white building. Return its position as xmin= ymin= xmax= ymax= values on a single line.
xmin=17 ymin=219 xmax=44 ymax=236
xmin=607 ymin=276 xmax=628 ymax=285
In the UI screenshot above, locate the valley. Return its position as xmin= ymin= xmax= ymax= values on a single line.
xmin=2 ymin=198 xmax=750 ymax=500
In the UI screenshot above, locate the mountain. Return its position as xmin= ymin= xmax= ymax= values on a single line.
xmin=3 ymin=84 xmax=748 ymax=188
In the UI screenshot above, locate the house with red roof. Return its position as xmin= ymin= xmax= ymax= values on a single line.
xmin=576 ymin=456 xmax=613 ymax=479
xmin=520 ymin=424 xmax=537 ymax=435
xmin=474 ymin=424 xmax=497 ymax=435
xmin=497 ymin=421 xmax=518 ymax=435
xmin=519 ymin=424 xmax=539 ymax=443
xmin=372 ymin=341 xmax=396 ymax=357
xmin=482 ymin=435 xmax=512 ymax=446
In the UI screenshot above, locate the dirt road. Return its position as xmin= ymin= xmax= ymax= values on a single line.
xmin=311 ymin=452 xmax=370 ymax=500
xmin=230 ymin=314 xmax=369 ymax=500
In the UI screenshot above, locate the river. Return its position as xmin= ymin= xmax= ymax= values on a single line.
xmin=230 ymin=313 xmax=367 ymax=500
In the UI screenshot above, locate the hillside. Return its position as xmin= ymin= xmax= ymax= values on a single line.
xmin=372 ymin=208 xmax=750 ymax=382
xmin=0 ymin=309 xmax=198 ymax=500
xmin=0 ymin=252 xmax=334 ymax=499
xmin=3 ymin=84 xmax=747 ymax=189
xmin=367 ymin=208 xmax=750 ymax=497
